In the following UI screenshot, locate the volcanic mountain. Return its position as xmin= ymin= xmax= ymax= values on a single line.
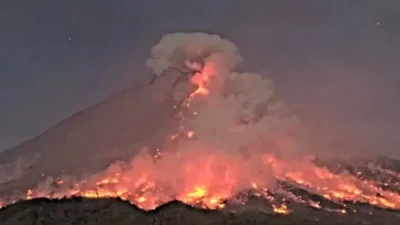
xmin=0 ymin=33 xmax=400 ymax=225
xmin=0 ymin=67 xmax=187 ymax=197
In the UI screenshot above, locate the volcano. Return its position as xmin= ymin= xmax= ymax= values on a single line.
xmin=0 ymin=67 xmax=184 ymax=197
xmin=0 ymin=33 xmax=399 ymax=224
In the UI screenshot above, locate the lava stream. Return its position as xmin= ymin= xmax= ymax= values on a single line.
xmin=2 ymin=33 xmax=400 ymax=216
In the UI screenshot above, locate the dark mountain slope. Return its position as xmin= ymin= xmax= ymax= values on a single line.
xmin=0 ymin=71 xmax=186 ymax=197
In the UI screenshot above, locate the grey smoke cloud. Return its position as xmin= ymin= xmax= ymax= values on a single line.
xmin=144 ymin=31 xmax=400 ymax=161
xmin=147 ymin=32 xmax=306 ymax=157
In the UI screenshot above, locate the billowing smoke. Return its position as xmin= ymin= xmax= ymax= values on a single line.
xmin=97 ymin=33 xmax=310 ymax=204
xmin=147 ymin=32 xmax=306 ymax=157
xmin=25 ymin=32 xmax=309 ymax=209
xmin=146 ymin=32 xmax=243 ymax=76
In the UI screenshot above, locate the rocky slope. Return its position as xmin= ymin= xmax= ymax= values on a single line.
xmin=0 ymin=70 xmax=187 ymax=198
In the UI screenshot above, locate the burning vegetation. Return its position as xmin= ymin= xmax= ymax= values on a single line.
xmin=1 ymin=33 xmax=400 ymax=217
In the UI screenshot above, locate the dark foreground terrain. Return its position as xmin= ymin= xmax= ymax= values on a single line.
xmin=1 ymin=197 xmax=399 ymax=225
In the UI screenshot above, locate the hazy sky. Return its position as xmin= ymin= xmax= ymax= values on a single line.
xmin=0 ymin=1 xmax=399 ymax=156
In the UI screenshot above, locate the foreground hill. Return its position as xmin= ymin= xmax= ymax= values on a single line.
xmin=1 ymin=197 xmax=399 ymax=225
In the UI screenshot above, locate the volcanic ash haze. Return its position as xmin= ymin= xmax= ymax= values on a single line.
xmin=2 ymin=32 xmax=400 ymax=212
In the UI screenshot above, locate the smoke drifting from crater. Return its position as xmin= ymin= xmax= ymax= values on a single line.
xmin=147 ymin=32 xmax=307 ymax=157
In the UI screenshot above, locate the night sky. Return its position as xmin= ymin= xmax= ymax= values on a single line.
xmin=1 ymin=1 xmax=399 ymax=156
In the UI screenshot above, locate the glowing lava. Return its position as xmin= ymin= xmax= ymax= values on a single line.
xmin=186 ymin=60 xmax=215 ymax=99
xmin=2 ymin=33 xmax=400 ymax=216
xmin=12 ymin=142 xmax=400 ymax=212
xmin=272 ymin=204 xmax=290 ymax=214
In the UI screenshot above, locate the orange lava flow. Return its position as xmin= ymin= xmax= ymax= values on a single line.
xmin=2 ymin=60 xmax=400 ymax=215
xmin=7 ymin=150 xmax=400 ymax=213
xmin=264 ymin=154 xmax=400 ymax=210
xmin=272 ymin=204 xmax=290 ymax=214
xmin=21 ymin=151 xmax=258 ymax=210
xmin=187 ymin=62 xmax=215 ymax=99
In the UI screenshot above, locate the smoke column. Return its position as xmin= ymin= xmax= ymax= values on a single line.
xmin=150 ymin=32 xmax=308 ymax=156
xmin=84 ymin=32 xmax=308 ymax=207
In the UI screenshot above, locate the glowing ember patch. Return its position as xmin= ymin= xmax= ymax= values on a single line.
xmin=96 ymin=178 xmax=119 ymax=185
xmin=187 ymin=131 xmax=195 ymax=138
xmin=187 ymin=63 xmax=215 ymax=99
xmin=81 ymin=189 xmax=119 ymax=198
xmin=187 ymin=186 xmax=207 ymax=199
xmin=309 ymin=200 xmax=322 ymax=209
xmin=272 ymin=204 xmax=290 ymax=214
xmin=137 ymin=196 xmax=146 ymax=203
xmin=170 ymin=134 xmax=179 ymax=140
xmin=26 ymin=189 xmax=33 ymax=200
xmin=154 ymin=149 xmax=162 ymax=159
xmin=189 ymin=85 xmax=209 ymax=99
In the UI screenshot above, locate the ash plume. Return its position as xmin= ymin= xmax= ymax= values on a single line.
xmin=146 ymin=32 xmax=243 ymax=76
xmin=147 ymin=32 xmax=306 ymax=157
